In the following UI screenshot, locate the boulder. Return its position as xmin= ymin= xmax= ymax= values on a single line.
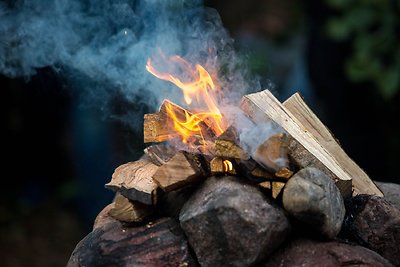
xmin=179 ymin=176 xmax=291 ymax=267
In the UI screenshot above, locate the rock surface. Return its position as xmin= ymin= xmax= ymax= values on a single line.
xmin=263 ymin=238 xmax=394 ymax=267
xmin=282 ymin=167 xmax=345 ymax=238
xmin=67 ymin=217 xmax=197 ymax=267
xmin=341 ymin=194 xmax=400 ymax=266
xmin=375 ymin=181 xmax=400 ymax=210
xmin=179 ymin=176 xmax=291 ymax=267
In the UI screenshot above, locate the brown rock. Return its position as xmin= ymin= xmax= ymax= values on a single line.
xmin=375 ymin=181 xmax=400 ymax=210
xmin=67 ymin=217 xmax=197 ymax=267
xmin=282 ymin=167 xmax=345 ymax=238
xmin=263 ymin=238 xmax=394 ymax=267
xmin=341 ymin=194 xmax=400 ymax=266
xmin=179 ymin=176 xmax=291 ymax=267
xmin=93 ymin=203 xmax=115 ymax=230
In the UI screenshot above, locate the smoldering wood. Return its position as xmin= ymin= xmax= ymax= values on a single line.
xmin=105 ymin=159 xmax=159 ymax=205
xmin=210 ymin=157 xmax=225 ymax=175
xmin=144 ymin=99 xmax=215 ymax=143
xmin=215 ymin=126 xmax=249 ymax=159
xmin=144 ymin=144 xmax=177 ymax=166
xmin=240 ymin=90 xmax=353 ymax=198
xmin=252 ymin=132 xmax=290 ymax=172
xmin=283 ymin=92 xmax=382 ymax=197
xmin=108 ymin=193 xmax=153 ymax=223
xmin=152 ymin=151 xmax=208 ymax=192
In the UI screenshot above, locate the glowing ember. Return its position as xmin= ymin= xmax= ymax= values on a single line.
xmin=223 ymin=160 xmax=233 ymax=172
xmin=146 ymin=54 xmax=226 ymax=146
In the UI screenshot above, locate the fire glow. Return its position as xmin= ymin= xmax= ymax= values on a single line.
xmin=146 ymin=54 xmax=227 ymax=145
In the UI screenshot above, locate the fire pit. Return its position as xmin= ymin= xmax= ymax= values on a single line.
xmin=67 ymin=55 xmax=399 ymax=267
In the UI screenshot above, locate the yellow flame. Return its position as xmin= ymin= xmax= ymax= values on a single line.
xmin=223 ymin=160 xmax=233 ymax=172
xmin=146 ymin=54 xmax=226 ymax=145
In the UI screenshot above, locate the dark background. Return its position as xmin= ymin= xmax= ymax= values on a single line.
xmin=1 ymin=0 xmax=399 ymax=266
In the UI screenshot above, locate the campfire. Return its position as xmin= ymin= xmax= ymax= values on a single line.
xmin=67 ymin=55 xmax=400 ymax=267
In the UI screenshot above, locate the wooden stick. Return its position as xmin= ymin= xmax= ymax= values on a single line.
xmin=108 ymin=193 xmax=153 ymax=223
xmin=240 ymin=90 xmax=353 ymax=197
xmin=283 ymin=92 xmax=382 ymax=196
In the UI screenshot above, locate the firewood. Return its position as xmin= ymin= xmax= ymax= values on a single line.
xmin=252 ymin=133 xmax=290 ymax=172
xmin=251 ymin=167 xmax=274 ymax=180
xmin=275 ymin=167 xmax=294 ymax=180
xmin=152 ymin=151 xmax=207 ymax=192
xmin=108 ymin=193 xmax=153 ymax=223
xmin=283 ymin=93 xmax=382 ymax=197
xmin=240 ymin=90 xmax=353 ymax=197
xmin=272 ymin=181 xmax=286 ymax=199
xmin=210 ymin=157 xmax=225 ymax=175
xmin=259 ymin=181 xmax=272 ymax=190
xmin=144 ymin=99 xmax=214 ymax=143
xmin=105 ymin=159 xmax=159 ymax=205
xmin=215 ymin=126 xmax=249 ymax=159
xmin=144 ymin=144 xmax=177 ymax=166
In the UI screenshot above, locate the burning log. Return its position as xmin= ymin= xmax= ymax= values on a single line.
xmin=144 ymin=99 xmax=215 ymax=143
xmin=252 ymin=132 xmax=290 ymax=172
xmin=108 ymin=193 xmax=153 ymax=223
xmin=240 ymin=89 xmax=382 ymax=197
xmin=283 ymin=92 xmax=382 ymax=197
xmin=215 ymin=126 xmax=249 ymax=159
xmin=152 ymin=151 xmax=208 ymax=192
xmin=105 ymin=159 xmax=159 ymax=205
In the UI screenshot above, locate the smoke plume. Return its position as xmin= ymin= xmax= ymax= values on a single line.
xmin=0 ymin=0 xmax=261 ymax=121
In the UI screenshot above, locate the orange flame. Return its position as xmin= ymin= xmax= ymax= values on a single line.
xmin=146 ymin=54 xmax=226 ymax=145
xmin=223 ymin=160 xmax=233 ymax=172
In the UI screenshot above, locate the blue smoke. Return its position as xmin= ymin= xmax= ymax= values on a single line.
xmin=0 ymin=0 xmax=260 ymax=115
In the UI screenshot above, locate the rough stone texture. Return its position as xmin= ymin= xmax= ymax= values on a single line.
xmin=179 ymin=176 xmax=291 ymax=267
xmin=262 ymin=238 xmax=394 ymax=267
xmin=341 ymin=195 xmax=400 ymax=266
xmin=92 ymin=203 xmax=115 ymax=230
xmin=375 ymin=181 xmax=400 ymax=210
xmin=282 ymin=167 xmax=345 ymax=238
xmin=67 ymin=217 xmax=197 ymax=267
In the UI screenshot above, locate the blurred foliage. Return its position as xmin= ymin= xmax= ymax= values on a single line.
xmin=325 ymin=0 xmax=400 ymax=99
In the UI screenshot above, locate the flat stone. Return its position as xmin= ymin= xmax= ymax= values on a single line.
xmin=282 ymin=167 xmax=345 ymax=239
xmin=341 ymin=195 xmax=400 ymax=266
xmin=263 ymin=238 xmax=394 ymax=267
xmin=179 ymin=176 xmax=291 ymax=267
xmin=375 ymin=181 xmax=400 ymax=210
xmin=67 ymin=217 xmax=197 ymax=267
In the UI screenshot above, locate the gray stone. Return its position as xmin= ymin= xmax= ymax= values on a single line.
xmin=179 ymin=176 xmax=291 ymax=267
xmin=342 ymin=194 xmax=400 ymax=266
xmin=282 ymin=167 xmax=345 ymax=238
xmin=262 ymin=238 xmax=394 ymax=267
xmin=375 ymin=181 xmax=400 ymax=210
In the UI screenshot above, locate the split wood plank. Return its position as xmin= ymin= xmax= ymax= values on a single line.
xmin=105 ymin=159 xmax=159 ymax=205
xmin=283 ymin=92 xmax=382 ymax=196
xmin=240 ymin=89 xmax=353 ymax=197
xmin=152 ymin=151 xmax=207 ymax=192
